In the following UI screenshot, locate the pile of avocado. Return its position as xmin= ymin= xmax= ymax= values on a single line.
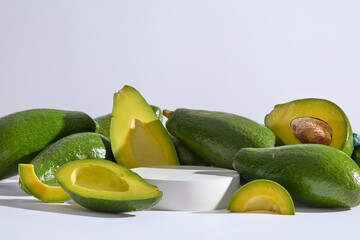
xmin=1 ymin=85 xmax=360 ymax=213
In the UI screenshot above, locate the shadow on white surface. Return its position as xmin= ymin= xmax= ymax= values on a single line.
xmin=0 ymin=181 xmax=29 ymax=197
xmin=0 ymin=198 xmax=135 ymax=218
xmin=0 ymin=176 xmax=135 ymax=218
xmin=193 ymin=204 xmax=350 ymax=214
xmin=294 ymin=203 xmax=350 ymax=213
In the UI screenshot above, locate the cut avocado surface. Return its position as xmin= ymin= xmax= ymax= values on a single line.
xmin=95 ymin=105 xmax=163 ymax=139
xmin=18 ymin=164 xmax=70 ymax=203
xmin=227 ymin=179 xmax=295 ymax=215
xmin=110 ymin=85 xmax=179 ymax=169
xmin=265 ymin=98 xmax=353 ymax=156
xmin=55 ymin=159 xmax=163 ymax=213
xmin=31 ymin=132 xmax=115 ymax=187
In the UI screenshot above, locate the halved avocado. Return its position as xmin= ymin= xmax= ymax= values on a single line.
xmin=265 ymin=98 xmax=353 ymax=156
xmin=110 ymin=85 xmax=179 ymax=168
xmin=227 ymin=179 xmax=295 ymax=215
xmin=55 ymin=159 xmax=163 ymax=213
xmin=18 ymin=164 xmax=70 ymax=203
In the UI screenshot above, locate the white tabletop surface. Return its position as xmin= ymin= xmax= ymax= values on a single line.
xmin=1 ymin=175 xmax=359 ymax=240
xmin=1 ymin=1 xmax=360 ymax=239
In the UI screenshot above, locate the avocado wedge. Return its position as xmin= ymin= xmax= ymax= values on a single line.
xmin=227 ymin=179 xmax=295 ymax=215
xmin=55 ymin=159 xmax=163 ymax=213
xmin=265 ymin=98 xmax=353 ymax=156
xmin=110 ymin=86 xmax=179 ymax=168
xmin=19 ymin=164 xmax=70 ymax=203
xmin=95 ymin=105 xmax=163 ymax=139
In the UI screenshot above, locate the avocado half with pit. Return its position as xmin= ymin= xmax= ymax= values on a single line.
xmin=55 ymin=159 xmax=163 ymax=213
xmin=110 ymin=85 xmax=179 ymax=168
xmin=265 ymin=98 xmax=353 ymax=156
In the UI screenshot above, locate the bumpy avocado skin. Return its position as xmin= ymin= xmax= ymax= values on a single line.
xmin=351 ymin=146 xmax=360 ymax=167
xmin=165 ymin=108 xmax=276 ymax=169
xmin=233 ymin=144 xmax=360 ymax=208
xmin=0 ymin=109 xmax=97 ymax=180
xmin=31 ymin=132 xmax=115 ymax=186
xmin=169 ymin=135 xmax=209 ymax=166
xmin=66 ymin=190 xmax=162 ymax=213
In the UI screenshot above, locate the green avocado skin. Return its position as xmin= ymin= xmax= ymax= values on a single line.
xmin=165 ymin=108 xmax=276 ymax=169
xmin=0 ymin=109 xmax=96 ymax=180
xmin=233 ymin=144 xmax=360 ymax=208
xmin=95 ymin=105 xmax=162 ymax=139
xmin=169 ymin=134 xmax=209 ymax=166
xmin=65 ymin=189 xmax=162 ymax=213
xmin=31 ymin=132 xmax=115 ymax=186
xmin=351 ymin=146 xmax=360 ymax=167
xmin=55 ymin=159 xmax=163 ymax=213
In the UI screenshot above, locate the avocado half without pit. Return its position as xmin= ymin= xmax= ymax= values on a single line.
xmin=265 ymin=98 xmax=353 ymax=156
xmin=110 ymin=85 xmax=179 ymax=168
xmin=55 ymin=159 xmax=163 ymax=213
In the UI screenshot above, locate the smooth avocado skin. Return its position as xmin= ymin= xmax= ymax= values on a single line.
xmin=30 ymin=132 xmax=115 ymax=186
xmin=265 ymin=98 xmax=353 ymax=156
xmin=55 ymin=159 xmax=163 ymax=213
xmin=233 ymin=144 xmax=360 ymax=208
xmin=0 ymin=109 xmax=96 ymax=180
xmin=165 ymin=108 xmax=276 ymax=169
xmin=94 ymin=105 xmax=163 ymax=139
xmin=169 ymin=135 xmax=209 ymax=166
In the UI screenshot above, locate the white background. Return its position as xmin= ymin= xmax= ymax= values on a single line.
xmin=1 ymin=1 xmax=360 ymax=239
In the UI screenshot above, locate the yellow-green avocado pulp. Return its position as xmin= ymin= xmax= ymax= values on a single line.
xmin=55 ymin=159 xmax=163 ymax=213
xmin=265 ymin=98 xmax=353 ymax=156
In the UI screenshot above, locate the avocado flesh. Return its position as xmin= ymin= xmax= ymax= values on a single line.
xmin=265 ymin=98 xmax=353 ymax=156
xmin=165 ymin=108 xmax=276 ymax=169
xmin=233 ymin=144 xmax=360 ymax=208
xmin=0 ymin=109 xmax=96 ymax=180
xmin=18 ymin=164 xmax=70 ymax=203
xmin=227 ymin=179 xmax=295 ymax=215
xmin=110 ymin=86 xmax=179 ymax=169
xmin=30 ymin=132 xmax=115 ymax=187
xmin=55 ymin=159 xmax=162 ymax=212
xmin=94 ymin=105 xmax=163 ymax=139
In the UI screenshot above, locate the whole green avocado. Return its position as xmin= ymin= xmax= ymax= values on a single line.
xmin=31 ymin=132 xmax=115 ymax=186
xmin=0 ymin=109 xmax=97 ymax=180
xmin=233 ymin=144 xmax=360 ymax=208
xmin=164 ymin=108 xmax=276 ymax=169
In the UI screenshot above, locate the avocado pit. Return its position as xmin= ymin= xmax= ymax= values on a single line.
xmin=290 ymin=117 xmax=333 ymax=145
